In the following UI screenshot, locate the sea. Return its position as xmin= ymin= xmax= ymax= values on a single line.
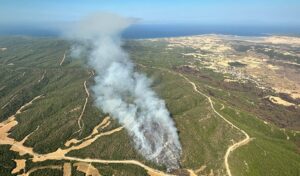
xmin=0 ymin=24 xmax=300 ymax=39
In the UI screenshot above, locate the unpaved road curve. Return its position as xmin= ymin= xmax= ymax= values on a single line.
xmin=59 ymin=52 xmax=66 ymax=66
xmin=77 ymin=81 xmax=89 ymax=132
xmin=0 ymin=96 xmax=173 ymax=176
xmin=139 ymin=64 xmax=251 ymax=176
xmin=76 ymin=71 xmax=94 ymax=135
xmin=179 ymin=73 xmax=251 ymax=176
xmin=63 ymin=157 xmax=174 ymax=176
xmin=24 ymin=165 xmax=62 ymax=176
xmin=2 ymin=64 xmax=249 ymax=176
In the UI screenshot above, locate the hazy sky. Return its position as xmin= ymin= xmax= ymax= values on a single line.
xmin=1 ymin=0 xmax=300 ymax=26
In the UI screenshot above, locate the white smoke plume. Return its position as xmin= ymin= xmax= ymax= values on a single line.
xmin=67 ymin=12 xmax=182 ymax=169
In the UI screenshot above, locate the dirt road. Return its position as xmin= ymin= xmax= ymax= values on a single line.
xmin=0 ymin=96 xmax=174 ymax=176
xmin=75 ymin=71 xmax=94 ymax=135
xmin=77 ymin=81 xmax=89 ymax=133
xmin=63 ymin=157 xmax=174 ymax=176
xmin=139 ymin=64 xmax=251 ymax=176
xmin=178 ymin=73 xmax=251 ymax=176
xmin=59 ymin=52 xmax=66 ymax=66
xmin=0 ymin=64 xmax=251 ymax=176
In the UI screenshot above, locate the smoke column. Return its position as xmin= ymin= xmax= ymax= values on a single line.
xmin=67 ymin=13 xmax=181 ymax=169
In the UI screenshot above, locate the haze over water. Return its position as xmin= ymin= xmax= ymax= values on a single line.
xmin=1 ymin=0 xmax=300 ymax=38
xmin=1 ymin=24 xmax=300 ymax=38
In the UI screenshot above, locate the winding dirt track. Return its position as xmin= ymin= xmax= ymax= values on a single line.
xmin=77 ymin=81 xmax=89 ymax=133
xmin=64 ymin=157 xmax=173 ymax=176
xmin=139 ymin=64 xmax=251 ymax=176
xmin=1 ymin=64 xmax=250 ymax=176
xmin=38 ymin=70 xmax=46 ymax=83
xmin=75 ymin=71 xmax=94 ymax=136
xmin=0 ymin=96 xmax=173 ymax=176
xmin=24 ymin=165 xmax=62 ymax=176
xmin=59 ymin=52 xmax=66 ymax=66
xmin=178 ymin=75 xmax=251 ymax=176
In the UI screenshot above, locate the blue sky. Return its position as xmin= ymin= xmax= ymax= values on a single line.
xmin=1 ymin=0 xmax=300 ymax=26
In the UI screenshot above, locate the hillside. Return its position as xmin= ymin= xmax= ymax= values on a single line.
xmin=0 ymin=35 xmax=299 ymax=176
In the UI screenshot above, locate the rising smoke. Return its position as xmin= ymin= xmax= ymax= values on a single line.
xmin=67 ymin=13 xmax=182 ymax=170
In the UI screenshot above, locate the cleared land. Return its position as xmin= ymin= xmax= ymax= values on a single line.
xmin=0 ymin=36 xmax=299 ymax=176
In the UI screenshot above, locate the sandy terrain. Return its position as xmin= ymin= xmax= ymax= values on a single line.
xmin=65 ymin=116 xmax=111 ymax=147
xmin=268 ymin=96 xmax=297 ymax=107
xmin=2 ymin=105 xmax=169 ymax=175
xmin=224 ymin=79 xmax=238 ymax=83
xmin=64 ymin=138 xmax=81 ymax=147
xmin=0 ymin=72 xmax=177 ymax=175
xmin=165 ymin=35 xmax=233 ymax=54
xmin=0 ymin=96 xmax=134 ymax=176
xmin=63 ymin=156 xmax=175 ymax=176
xmin=163 ymin=35 xmax=300 ymax=107
xmin=63 ymin=163 xmax=72 ymax=176
xmin=12 ymin=159 xmax=26 ymax=174
xmin=194 ymin=165 xmax=206 ymax=174
xmin=31 ymin=119 xmax=123 ymax=163
xmin=263 ymin=36 xmax=300 ymax=46
xmin=74 ymin=162 xmax=101 ymax=176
